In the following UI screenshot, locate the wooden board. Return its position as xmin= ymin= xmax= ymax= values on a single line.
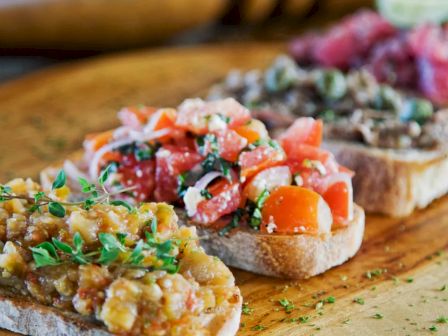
xmin=0 ymin=43 xmax=448 ymax=335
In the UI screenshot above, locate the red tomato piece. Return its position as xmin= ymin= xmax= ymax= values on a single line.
xmin=192 ymin=179 xmax=241 ymax=225
xmin=202 ymin=130 xmax=248 ymax=162
xmin=154 ymin=145 xmax=202 ymax=202
xmin=239 ymin=145 xmax=286 ymax=181
xmin=286 ymin=144 xmax=339 ymax=176
xmin=117 ymin=154 xmax=156 ymax=202
xmin=322 ymin=178 xmax=353 ymax=226
xmin=117 ymin=106 xmax=157 ymax=128
xmin=278 ymin=118 xmax=323 ymax=155
xmin=175 ymin=98 xmax=251 ymax=135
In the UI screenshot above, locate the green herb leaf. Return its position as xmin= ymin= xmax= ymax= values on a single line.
xmin=353 ymin=297 xmax=365 ymax=305
xmin=129 ymin=240 xmax=144 ymax=265
xmin=242 ymin=303 xmax=253 ymax=315
xmin=150 ymin=217 xmax=158 ymax=234
xmin=200 ymin=189 xmax=213 ymax=200
xmin=52 ymin=238 xmax=73 ymax=254
xmin=48 ymin=202 xmax=66 ymax=218
xmin=30 ymin=245 xmax=61 ymax=267
xmin=52 ymin=170 xmax=66 ymax=190
xmin=98 ymin=248 xmax=120 ymax=265
xmin=99 ymin=233 xmax=127 ymax=252
xmin=98 ymin=164 xmax=114 ymax=186
xmin=109 ymin=200 xmax=133 ymax=212
xmin=256 ymin=189 xmax=270 ymax=208
xmin=372 ymin=313 xmax=384 ymax=319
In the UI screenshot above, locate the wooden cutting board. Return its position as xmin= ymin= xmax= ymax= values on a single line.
xmin=0 ymin=43 xmax=447 ymax=335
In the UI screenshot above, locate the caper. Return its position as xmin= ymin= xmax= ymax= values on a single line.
xmin=373 ymin=85 xmax=401 ymax=111
xmin=315 ymin=69 xmax=347 ymax=101
xmin=400 ymin=98 xmax=433 ymax=124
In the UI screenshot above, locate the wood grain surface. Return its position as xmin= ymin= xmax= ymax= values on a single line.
xmin=0 ymin=43 xmax=448 ymax=335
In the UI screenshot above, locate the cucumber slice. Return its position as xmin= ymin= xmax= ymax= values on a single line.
xmin=377 ymin=0 xmax=448 ymax=28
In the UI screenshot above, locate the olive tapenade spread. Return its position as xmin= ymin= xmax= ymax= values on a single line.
xmin=208 ymin=55 xmax=448 ymax=150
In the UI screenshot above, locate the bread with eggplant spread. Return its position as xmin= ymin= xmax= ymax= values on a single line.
xmin=0 ymin=178 xmax=241 ymax=335
xmin=41 ymin=98 xmax=365 ymax=279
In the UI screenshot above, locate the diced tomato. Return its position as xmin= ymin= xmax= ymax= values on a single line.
xmin=234 ymin=119 xmax=269 ymax=144
xmin=146 ymin=108 xmax=177 ymax=131
xmin=154 ymin=145 xmax=202 ymax=202
xmin=84 ymin=130 xmax=115 ymax=152
xmin=321 ymin=173 xmax=353 ymax=226
xmin=278 ymin=118 xmax=323 ymax=154
xmin=193 ymin=179 xmax=241 ymax=225
xmin=175 ymin=98 xmax=251 ymax=135
xmin=286 ymin=144 xmax=339 ymax=176
xmin=117 ymin=154 xmax=156 ymax=202
xmin=118 ymin=106 xmax=157 ymax=128
xmin=202 ymin=130 xmax=247 ymax=162
xmin=239 ymin=145 xmax=286 ymax=181
xmin=242 ymin=166 xmax=292 ymax=202
xmin=261 ymin=186 xmax=332 ymax=235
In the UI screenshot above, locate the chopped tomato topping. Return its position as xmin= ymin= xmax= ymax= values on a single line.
xmin=154 ymin=145 xmax=202 ymax=202
xmin=278 ymin=118 xmax=323 ymax=154
xmin=117 ymin=106 xmax=157 ymax=128
xmin=261 ymin=186 xmax=332 ymax=235
xmin=239 ymin=145 xmax=286 ymax=181
xmin=117 ymin=154 xmax=156 ymax=202
xmin=193 ymin=179 xmax=241 ymax=225
xmin=202 ymin=130 xmax=248 ymax=162
xmin=286 ymin=144 xmax=339 ymax=176
xmin=322 ymin=179 xmax=353 ymax=225
xmin=175 ymin=98 xmax=251 ymax=134
xmin=147 ymin=108 xmax=177 ymax=131
xmin=234 ymin=119 xmax=269 ymax=144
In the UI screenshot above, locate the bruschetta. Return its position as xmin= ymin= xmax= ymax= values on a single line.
xmin=41 ymin=98 xmax=365 ymax=279
xmin=0 ymin=178 xmax=241 ymax=335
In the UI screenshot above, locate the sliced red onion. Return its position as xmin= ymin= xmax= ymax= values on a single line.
xmin=194 ymin=171 xmax=224 ymax=190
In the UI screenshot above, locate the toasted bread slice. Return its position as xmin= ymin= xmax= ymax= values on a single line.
xmin=0 ymin=287 xmax=242 ymax=336
xmin=180 ymin=205 xmax=365 ymax=279
xmin=42 ymin=155 xmax=365 ymax=280
xmin=325 ymin=141 xmax=448 ymax=217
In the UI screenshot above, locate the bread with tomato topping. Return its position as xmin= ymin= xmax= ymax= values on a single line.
xmin=41 ymin=98 xmax=365 ymax=280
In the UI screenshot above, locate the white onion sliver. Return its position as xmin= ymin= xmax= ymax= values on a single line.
xmin=88 ymin=128 xmax=173 ymax=181
xmin=194 ymin=171 xmax=224 ymax=191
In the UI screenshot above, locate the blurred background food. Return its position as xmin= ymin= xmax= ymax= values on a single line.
xmin=0 ymin=0 xmax=374 ymax=82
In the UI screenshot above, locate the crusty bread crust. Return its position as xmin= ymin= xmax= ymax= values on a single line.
xmin=325 ymin=141 xmax=448 ymax=217
xmin=191 ymin=205 xmax=365 ymax=279
xmin=0 ymin=287 xmax=241 ymax=336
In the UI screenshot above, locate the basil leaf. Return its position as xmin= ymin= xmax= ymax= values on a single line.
xmin=48 ymin=202 xmax=66 ymax=218
xmin=52 ymin=170 xmax=66 ymax=190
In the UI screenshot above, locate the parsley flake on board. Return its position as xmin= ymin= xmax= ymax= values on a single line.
xmin=278 ymin=298 xmax=295 ymax=313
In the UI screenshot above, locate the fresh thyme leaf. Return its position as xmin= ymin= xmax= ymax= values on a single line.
xmin=30 ymin=246 xmax=61 ymax=267
xmin=37 ymin=242 xmax=58 ymax=259
xmin=73 ymin=232 xmax=84 ymax=252
xmin=0 ymin=185 xmax=12 ymax=194
xmin=52 ymin=238 xmax=73 ymax=254
xmin=52 ymin=170 xmax=66 ymax=190
xmin=98 ymin=248 xmax=120 ymax=265
xmin=48 ymin=202 xmax=66 ymax=218
xmin=99 ymin=233 xmax=127 ymax=253
xmin=34 ymin=191 xmax=45 ymax=203
xmin=116 ymin=233 xmax=127 ymax=245
xmin=109 ymin=200 xmax=133 ymax=212
xmin=129 ymin=240 xmax=144 ymax=265
xmin=157 ymin=262 xmax=179 ymax=274
xmin=78 ymin=177 xmax=91 ymax=191
xmin=98 ymin=164 xmax=114 ymax=186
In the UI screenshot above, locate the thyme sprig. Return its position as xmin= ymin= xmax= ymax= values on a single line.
xmin=0 ymin=164 xmax=135 ymax=217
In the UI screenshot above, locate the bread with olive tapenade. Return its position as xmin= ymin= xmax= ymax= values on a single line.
xmin=180 ymin=205 xmax=365 ymax=279
xmin=42 ymin=154 xmax=364 ymax=280
xmin=324 ymin=141 xmax=448 ymax=217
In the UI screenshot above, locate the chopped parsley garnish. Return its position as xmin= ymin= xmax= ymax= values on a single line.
xmin=242 ymin=303 xmax=253 ymax=315
xmin=298 ymin=316 xmax=310 ymax=324
xmin=406 ymin=277 xmax=414 ymax=283
xmin=251 ymin=325 xmax=266 ymax=331
xmin=278 ymin=298 xmax=295 ymax=313
xmin=201 ymin=152 xmax=232 ymax=180
xmin=200 ymin=189 xmax=213 ymax=200
xmin=353 ymin=297 xmax=365 ymax=305
xmin=325 ymin=296 xmax=336 ymax=304
xmin=372 ymin=313 xmax=384 ymax=319
xmin=439 ymin=285 xmax=447 ymax=291
xmin=429 ymin=325 xmax=438 ymax=332
xmin=436 ymin=316 xmax=448 ymax=324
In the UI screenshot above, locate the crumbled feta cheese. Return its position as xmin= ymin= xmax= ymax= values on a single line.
xmin=208 ymin=114 xmax=227 ymax=131
xmin=266 ymin=216 xmax=277 ymax=234
xmin=294 ymin=174 xmax=303 ymax=186
xmin=183 ymin=187 xmax=205 ymax=217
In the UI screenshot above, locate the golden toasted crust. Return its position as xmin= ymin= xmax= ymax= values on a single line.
xmin=325 ymin=141 xmax=448 ymax=217
xmin=191 ymin=205 xmax=365 ymax=279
